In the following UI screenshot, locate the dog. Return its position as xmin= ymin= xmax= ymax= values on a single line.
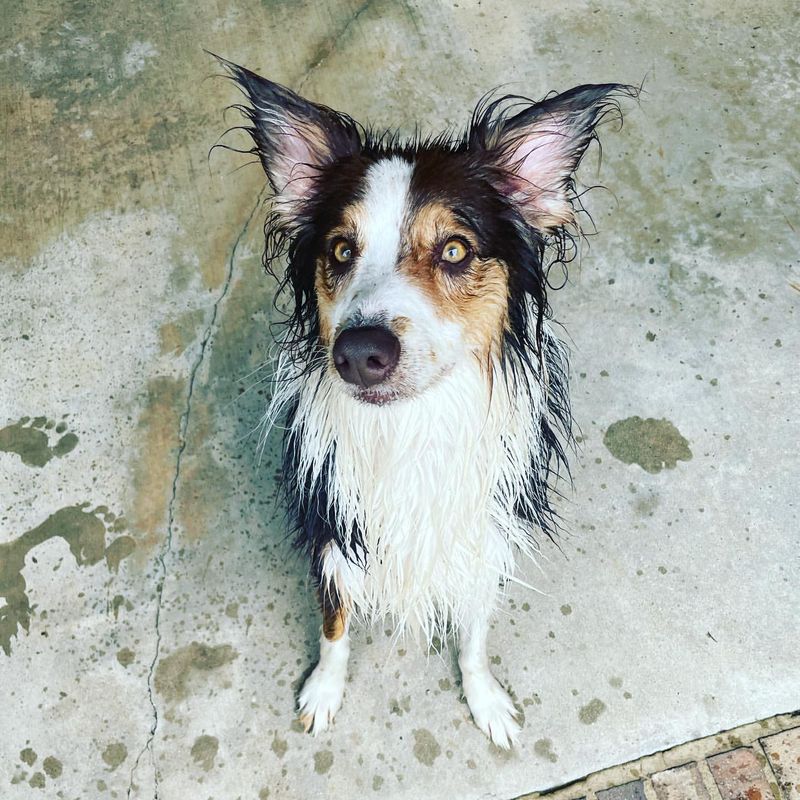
xmin=217 ymin=56 xmax=635 ymax=748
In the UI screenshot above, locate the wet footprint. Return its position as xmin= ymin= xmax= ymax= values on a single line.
xmin=0 ymin=503 xmax=134 ymax=656
xmin=0 ymin=416 xmax=78 ymax=468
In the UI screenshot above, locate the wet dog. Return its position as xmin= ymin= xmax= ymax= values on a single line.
xmin=217 ymin=56 xmax=634 ymax=747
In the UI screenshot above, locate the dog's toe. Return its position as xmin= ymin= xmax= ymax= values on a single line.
xmin=463 ymin=671 xmax=521 ymax=749
xmin=297 ymin=665 xmax=346 ymax=735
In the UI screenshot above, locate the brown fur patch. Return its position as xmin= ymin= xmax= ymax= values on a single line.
xmin=401 ymin=203 xmax=508 ymax=361
xmin=314 ymin=204 xmax=365 ymax=345
xmin=393 ymin=315 xmax=411 ymax=335
xmin=314 ymin=256 xmax=336 ymax=345
xmin=319 ymin=589 xmax=347 ymax=642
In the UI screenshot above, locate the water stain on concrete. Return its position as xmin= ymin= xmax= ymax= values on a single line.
xmin=313 ymin=749 xmax=334 ymax=774
xmin=4 ymin=6 xmax=160 ymax=116
xmin=191 ymin=735 xmax=219 ymax=771
xmin=153 ymin=641 xmax=238 ymax=702
xmin=29 ymin=771 xmax=45 ymax=788
xmin=271 ymin=734 xmax=288 ymax=759
xmin=1 ymin=504 xmax=132 ymax=655
xmin=579 ymin=698 xmax=607 ymax=725
xmin=604 ymin=417 xmax=692 ymax=473
xmin=412 ymin=729 xmax=441 ymax=766
xmin=634 ymin=491 xmax=660 ymax=517
xmin=0 ymin=416 xmax=78 ymax=467
xmin=111 ymin=594 xmax=133 ymax=620
xmin=42 ymin=756 xmax=62 ymax=778
xmin=534 ymin=738 xmax=558 ymax=763
xmin=20 ymin=748 xmax=37 ymax=766
xmin=389 ymin=696 xmax=412 ymax=716
xmin=158 ymin=308 xmax=206 ymax=356
xmin=116 ymin=647 xmax=135 ymax=667
xmin=129 ymin=376 xmax=185 ymax=550
xmin=224 ymin=602 xmax=239 ymax=619
xmin=105 ymin=535 xmax=136 ymax=573
xmin=175 ymin=398 xmax=232 ymax=542
xmin=101 ymin=742 xmax=127 ymax=770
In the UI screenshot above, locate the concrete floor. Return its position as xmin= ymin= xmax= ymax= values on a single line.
xmin=1 ymin=1 xmax=798 ymax=798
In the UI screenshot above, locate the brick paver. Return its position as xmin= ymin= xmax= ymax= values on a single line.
xmin=707 ymin=747 xmax=775 ymax=800
xmin=596 ymin=780 xmax=647 ymax=800
xmin=763 ymin=727 xmax=800 ymax=800
xmin=651 ymin=763 xmax=711 ymax=800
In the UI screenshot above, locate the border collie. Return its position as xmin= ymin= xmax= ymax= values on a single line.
xmin=217 ymin=56 xmax=635 ymax=748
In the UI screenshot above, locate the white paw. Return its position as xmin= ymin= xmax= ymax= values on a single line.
xmin=462 ymin=671 xmax=521 ymax=749
xmin=297 ymin=664 xmax=346 ymax=735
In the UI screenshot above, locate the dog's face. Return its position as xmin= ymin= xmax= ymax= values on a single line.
xmin=221 ymin=59 xmax=633 ymax=404
xmin=311 ymin=152 xmax=514 ymax=404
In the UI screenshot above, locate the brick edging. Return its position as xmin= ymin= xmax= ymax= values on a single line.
xmin=516 ymin=711 xmax=800 ymax=800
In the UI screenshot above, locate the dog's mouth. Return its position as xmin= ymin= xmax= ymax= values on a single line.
xmin=353 ymin=386 xmax=405 ymax=406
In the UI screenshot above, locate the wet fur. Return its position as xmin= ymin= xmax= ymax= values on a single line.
xmin=214 ymin=54 xmax=636 ymax=746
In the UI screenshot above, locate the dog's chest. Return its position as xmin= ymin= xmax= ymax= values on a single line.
xmin=294 ymin=363 xmax=544 ymax=635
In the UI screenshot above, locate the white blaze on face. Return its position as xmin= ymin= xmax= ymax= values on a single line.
xmin=328 ymin=156 xmax=465 ymax=396
xmin=329 ymin=156 xmax=413 ymax=330
xmin=359 ymin=157 xmax=412 ymax=284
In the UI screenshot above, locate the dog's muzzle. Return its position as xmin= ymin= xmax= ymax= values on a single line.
xmin=332 ymin=326 xmax=400 ymax=388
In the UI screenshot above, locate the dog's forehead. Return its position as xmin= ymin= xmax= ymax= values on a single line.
xmin=357 ymin=156 xmax=413 ymax=264
xmin=331 ymin=152 xmax=481 ymax=255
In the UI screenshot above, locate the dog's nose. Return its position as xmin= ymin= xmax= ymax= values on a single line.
xmin=332 ymin=326 xmax=400 ymax=388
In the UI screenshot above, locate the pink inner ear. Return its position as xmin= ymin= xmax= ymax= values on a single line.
xmin=269 ymin=119 xmax=332 ymax=207
xmin=503 ymin=117 xmax=580 ymax=229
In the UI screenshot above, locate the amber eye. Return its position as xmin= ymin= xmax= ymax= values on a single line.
xmin=331 ymin=238 xmax=355 ymax=266
xmin=440 ymin=237 xmax=470 ymax=266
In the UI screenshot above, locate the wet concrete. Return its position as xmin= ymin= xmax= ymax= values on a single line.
xmin=1 ymin=1 xmax=798 ymax=798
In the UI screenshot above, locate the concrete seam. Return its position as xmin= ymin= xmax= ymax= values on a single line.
xmin=124 ymin=189 xmax=266 ymax=800
xmin=641 ymin=776 xmax=659 ymax=800
xmin=696 ymin=759 xmax=724 ymax=800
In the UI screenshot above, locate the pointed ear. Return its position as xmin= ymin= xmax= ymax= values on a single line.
xmin=471 ymin=84 xmax=637 ymax=232
xmin=215 ymin=55 xmax=362 ymax=216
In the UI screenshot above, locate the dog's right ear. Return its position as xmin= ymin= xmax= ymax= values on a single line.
xmin=214 ymin=55 xmax=362 ymax=216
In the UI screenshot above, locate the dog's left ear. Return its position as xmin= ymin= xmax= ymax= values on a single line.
xmin=471 ymin=84 xmax=637 ymax=232
xmin=215 ymin=55 xmax=361 ymax=216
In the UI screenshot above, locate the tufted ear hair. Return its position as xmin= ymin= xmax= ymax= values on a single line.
xmin=470 ymin=84 xmax=638 ymax=232
xmin=214 ymin=55 xmax=362 ymax=217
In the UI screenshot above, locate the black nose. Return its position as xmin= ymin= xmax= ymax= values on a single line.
xmin=332 ymin=326 xmax=401 ymax=388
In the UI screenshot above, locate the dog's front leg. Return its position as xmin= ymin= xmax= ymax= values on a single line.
xmin=458 ymin=605 xmax=521 ymax=749
xmin=297 ymin=589 xmax=350 ymax=735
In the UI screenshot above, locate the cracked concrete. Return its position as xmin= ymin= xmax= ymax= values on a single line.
xmin=1 ymin=1 xmax=799 ymax=799
xmin=126 ymin=189 xmax=267 ymax=799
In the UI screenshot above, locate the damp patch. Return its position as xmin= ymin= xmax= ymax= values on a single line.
xmin=0 ymin=416 xmax=78 ymax=468
xmin=0 ymin=504 xmax=133 ymax=655
xmin=603 ymin=417 xmax=692 ymax=473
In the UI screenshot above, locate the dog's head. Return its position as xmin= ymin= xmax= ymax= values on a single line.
xmin=219 ymin=58 xmax=635 ymax=405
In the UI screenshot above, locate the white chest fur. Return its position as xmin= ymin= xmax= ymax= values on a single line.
xmin=272 ymin=354 xmax=552 ymax=642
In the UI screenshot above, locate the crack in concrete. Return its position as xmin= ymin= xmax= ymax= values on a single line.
xmin=125 ymin=190 xmax=266 ymax=800
xmin=296 ymin=0 xmax=377 ymax=93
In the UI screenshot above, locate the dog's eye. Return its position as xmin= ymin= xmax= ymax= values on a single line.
xmin=331 ymin=238 xmax=355 ymax=266
xmin=439 ymin=237 xmax=471 ymax=266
